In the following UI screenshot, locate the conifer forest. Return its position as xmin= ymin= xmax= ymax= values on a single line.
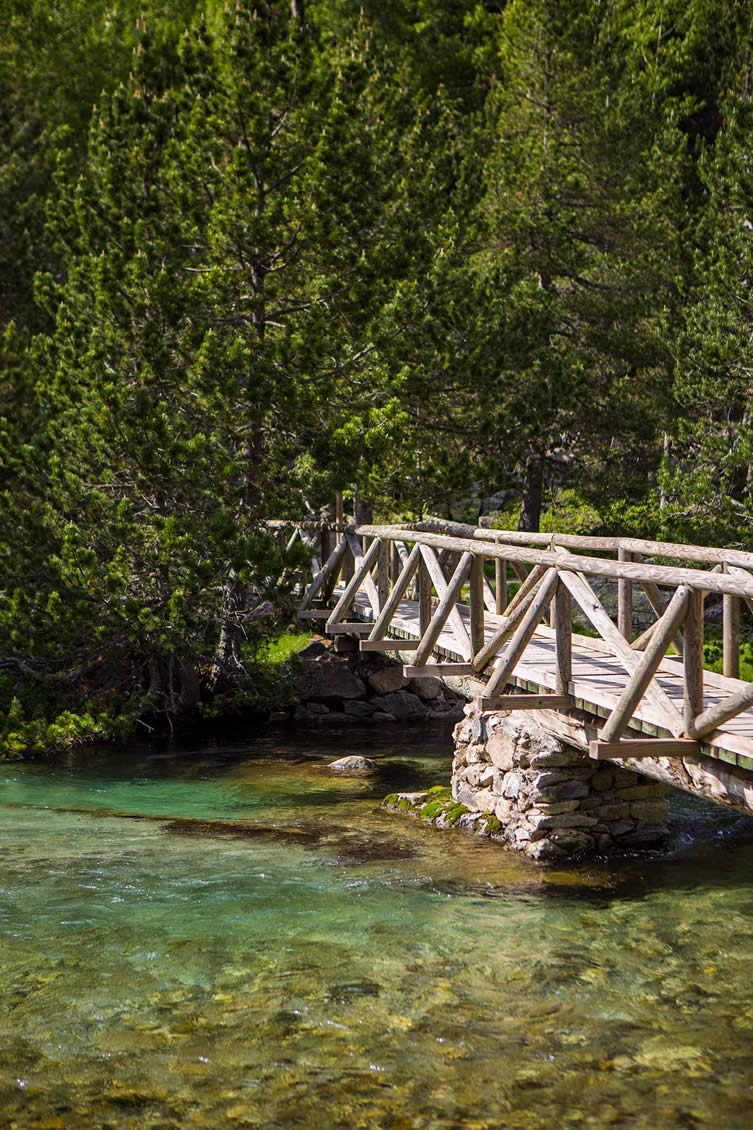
xmin=3 ymin=0 xmax=753 ymax=755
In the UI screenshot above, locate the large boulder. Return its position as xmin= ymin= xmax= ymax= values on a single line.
xmin=370 ymin=690 xmax=427 ymax=720
xmin=294 ymin=653 xmax=366 ymax=703
xmin=410 ymin=676 xmax=443 ymax=701
xmin=366 ymin=664 xmax=408 ymax=695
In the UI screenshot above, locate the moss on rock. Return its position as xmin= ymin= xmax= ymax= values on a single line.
xmin=441 ymin=802 xmax=470 ymax=826
xmin=480 ymin=813 xmax=502 ymax=835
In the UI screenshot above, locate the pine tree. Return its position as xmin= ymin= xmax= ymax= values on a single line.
xmin=665 ymin=79 xmax=753 ymax=543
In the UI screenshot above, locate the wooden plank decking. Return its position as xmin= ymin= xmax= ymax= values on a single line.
xmin=345 ymin=590 xmax=753 ymax=771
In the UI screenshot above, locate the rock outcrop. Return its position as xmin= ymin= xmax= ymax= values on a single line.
xmin=292 ymin=637 xmax=464 ymax=726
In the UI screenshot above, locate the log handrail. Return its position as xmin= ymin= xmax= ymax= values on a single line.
xmin=356 ymin=524 xmax=753 ymax=599
xmin=289 ymin=517 xmax=753 ymax=756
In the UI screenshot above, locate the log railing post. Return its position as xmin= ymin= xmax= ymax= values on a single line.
xmin=684 ymin=588 xmax=704 ymax=734
xmin=335 ymin=490 xmax=344 ymax=531
xmin=483 ymin=569 xmax=559 ymax=698
xmin=554 ymin=578 xmax=572 ymax=696
xmin=390 ymin=541 xmax=400 ymax=587
xmin=320 ymin=524 xmax=331 ymax=570
xmin=413 ymin=552 xmax=473 ymax=666
xmin=723 ymin=564 xmax=740 ymax=679
xmin=418 ymin=555 xmax=432 ymax=636
xmin=495 ymin=559 xmax=507 ymax=615
xmin=470 ymin=555 xmax=485 ymax=655
xmin=618 ymin=547 xmax=633 ymax=641
xmin=600 ymin=585 xmax=690 ymax=743
xmin=377 ymin=539 xmax=390 ymax=613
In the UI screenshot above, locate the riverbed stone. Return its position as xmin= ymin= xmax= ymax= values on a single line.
xmin=329 ymin=756 xmax=377 ymax=773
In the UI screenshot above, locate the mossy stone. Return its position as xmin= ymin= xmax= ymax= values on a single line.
xmin=442 ymin=802 xmax=470 ymax=826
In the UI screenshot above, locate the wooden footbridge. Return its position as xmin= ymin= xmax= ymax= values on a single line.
xmin=287 ymin=517 xmax=753 ymax=811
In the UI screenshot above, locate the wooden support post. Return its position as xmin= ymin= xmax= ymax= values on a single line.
xmin=725 ymin=564 xmax=753 ymax=618
xmin=297 ymin=537 xmax=347 ymax=610
xmin=554 ymin=580 xmax=572 ymax=696
xmin=510 ymin=561 xmax=528 ymax=584
xmin=390 ymin=541 xmax=401 ymax=587
xmin=691 ymin=680 xmax=753 ymax=739
xmin=413 ymin=551 xmax=473 ymax=666
xmin=377 ymin=539 xmax=390 ymax=613
xmin=723 ymin=564 xmax=740 ymax=679
xmin=345 ymin=533 xmax=380 ymax=614
xmin=403 ymin=663 xmax=476 ymax=677
xmin=478 ymin=694 xmax=572 ymax=712
xmin=618 ymin=547 xmax=632 ymax=641
xmin=495 ymin=559 xmax=507 ymax=615
xmin=589 ymin=739 xmax=700 ymax=760
xmin=483 ymin=569 xmax=559 ymax=698
xmin=327 ymin=537 xmax=381 ymax=628
xmin=326 ymin=622 xmax=373 ymax=635
xmin=473 ymin=579 xmax=547 ymax=673
xmin=504 ymin=563 xmax=548 ymax=618
xmin=367 ymin=543 xmax=421 ymax=641
xmin=684 ymin=588 xmax=704 ymax=735
xmin=418 ymin=556 xmax=432 ymax=636
xmin=320 ymin=526 xmax=331 ymax=570
xmin=341 ymin=541 xmax=354 ymax=583
xmin=600 ymin=585 xmax=690 ymax=744
xmin=360 ymin=639 xmax=420 ymax=652
xmin=335 ymin=490 xmax=344 ymax=530
xmin=558 ymin=570 xmax=686 ymax=737
xmin=470 ymin=556 xmax=485 ymax=656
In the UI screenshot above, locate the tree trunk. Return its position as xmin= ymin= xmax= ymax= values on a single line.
xmin=353 ymin=484 xmax=372 ymax=526
xmin=209 ymin=569 xmax=246 ymax=691
xmin=518 ymin=453 xmax=544 ymax=533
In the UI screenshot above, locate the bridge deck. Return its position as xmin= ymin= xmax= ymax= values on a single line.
xmin=347 ymin=591 xmax=753 ymax=771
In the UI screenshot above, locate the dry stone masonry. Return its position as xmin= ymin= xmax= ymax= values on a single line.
xmin=451 ymin=702 xmax=669 ymax=861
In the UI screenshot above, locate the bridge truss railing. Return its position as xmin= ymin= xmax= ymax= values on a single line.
xmin=295 ymin=518 xmax=753 ymax=760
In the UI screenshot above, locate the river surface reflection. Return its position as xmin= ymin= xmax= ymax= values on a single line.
xmin=2 ymin=725 xmax=753 ymax=1128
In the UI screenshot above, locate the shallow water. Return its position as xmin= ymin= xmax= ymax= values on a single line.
xmin=2 ymin=726 xmax=753 ymax=1129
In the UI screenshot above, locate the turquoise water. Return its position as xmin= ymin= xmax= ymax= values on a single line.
xmin=3 ymin=727 xmax=753 ymax=1129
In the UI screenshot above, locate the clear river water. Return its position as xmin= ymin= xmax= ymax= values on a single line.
xmin=2 ymin=723 xmax=753 ymax=1129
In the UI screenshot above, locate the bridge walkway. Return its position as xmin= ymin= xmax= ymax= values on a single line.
xmin=345 ymin=591 xmax=753 ymax=769
xmin=287 ymin=517 xmax=753 ymax=778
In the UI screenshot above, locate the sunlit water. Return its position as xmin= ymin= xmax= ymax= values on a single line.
xmin=3 ymin=725 xmax=753 ymax=1129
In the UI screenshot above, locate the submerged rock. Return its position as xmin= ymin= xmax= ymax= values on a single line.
xmin=328 ymin=755 xmax=378 ymax=773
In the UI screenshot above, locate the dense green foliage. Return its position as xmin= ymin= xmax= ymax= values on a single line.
xmin=3 ymin=0 xmax=753 ymax=754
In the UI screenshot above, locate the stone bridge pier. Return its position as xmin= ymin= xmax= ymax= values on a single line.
xmin=452 ymin=703 xmax=669 ymax=862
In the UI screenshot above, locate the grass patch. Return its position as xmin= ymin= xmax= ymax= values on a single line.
xmin=703 ymin=628 xmax=753 ymax=682
xmin=256 ymin=630 xmax=312 ymax=667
